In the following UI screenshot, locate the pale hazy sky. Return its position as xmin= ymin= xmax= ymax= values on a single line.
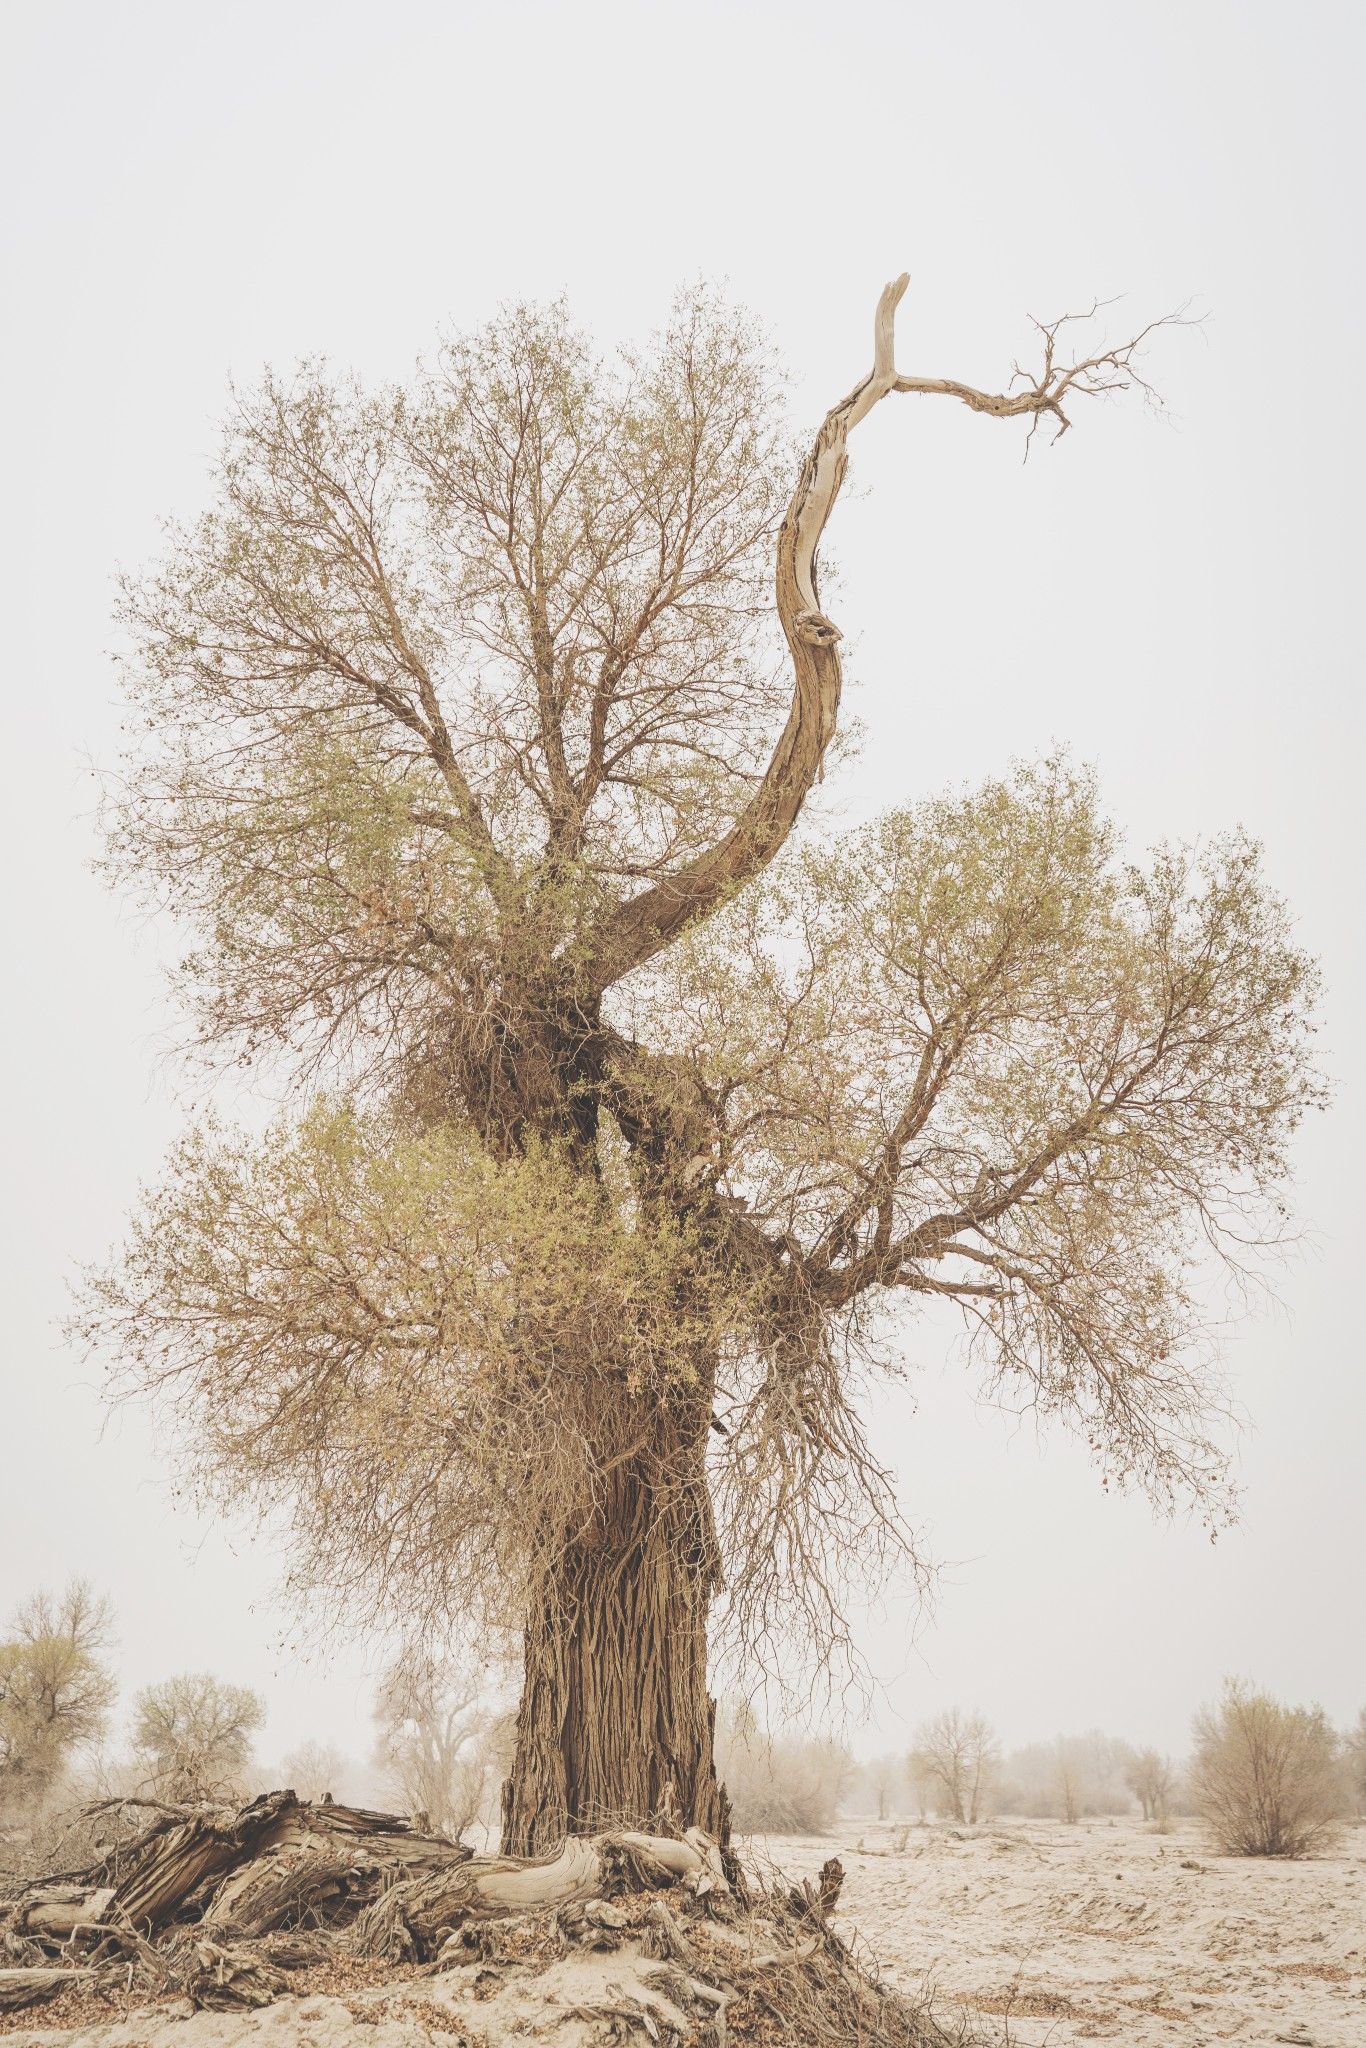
xmin=2 ymin=0 xmax=1362 ymax=1773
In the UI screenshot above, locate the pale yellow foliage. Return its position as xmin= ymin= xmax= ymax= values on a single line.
xmin=1191 ymin=1680 xmax=1345 ymax=1857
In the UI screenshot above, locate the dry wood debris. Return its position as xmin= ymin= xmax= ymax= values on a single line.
xmin=0 ymin=1791 xmax=953 ymax=2043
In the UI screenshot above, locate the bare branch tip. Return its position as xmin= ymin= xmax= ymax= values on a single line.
xmin=872 ymin=274 xmax=911 ymax=380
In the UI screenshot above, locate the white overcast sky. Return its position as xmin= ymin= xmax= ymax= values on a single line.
xmin=2 ymin=0 xmax=1362 ymax=1771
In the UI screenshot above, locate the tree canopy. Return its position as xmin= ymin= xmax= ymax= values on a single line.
xmin=130 ymin=1672 xmax=266 ymax=1801
xmin=0 ymin=1582 xmax=115 ymax=1808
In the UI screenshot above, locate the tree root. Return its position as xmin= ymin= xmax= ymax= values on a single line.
xmin=0 ymin=1791 xmax=958 ymax=2043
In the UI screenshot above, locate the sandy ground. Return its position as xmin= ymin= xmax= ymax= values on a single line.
xmin=5 ymin=1816 xmax=1361 ymax=2046
xmin=771 ymin=1814 xmax=1366 ymax=2046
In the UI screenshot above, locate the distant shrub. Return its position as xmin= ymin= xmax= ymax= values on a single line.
xmin=1191 ymin=1680 xmax=1344 ymax=1858
xmin=278 ymin=1740 xmax=357 ymax=1805
xmin=717 ymin=1700 xmax=851 ymax=1835
xmin=0 ymin=1581 xmax=116 ymax=1820
xmin=850 ymin=1753 xmax=905 ymax=1820
xmin=0 ymin=1762 xmax=154 ymax=1885
xmin=1347 ymin=1707 xmax=1366 ymax=1819
xmin=1124 ymin=1747 xmax=1175 ymax=1823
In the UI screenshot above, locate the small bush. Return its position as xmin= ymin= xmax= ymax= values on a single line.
xmin=1191 ymin=1680 xmax=1343 ymax=1857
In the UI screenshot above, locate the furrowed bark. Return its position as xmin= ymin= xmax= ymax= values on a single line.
xmin=500 ymin=1456 xmax=729 ymax=1856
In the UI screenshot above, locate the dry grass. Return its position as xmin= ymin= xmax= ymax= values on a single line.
xmin=341 ymin=2000 xmax=487 ymax=2041
xmin=0 ymin=1989 xmax=182 ymax=2037
xmin=962 ymin=1987 xmax=1080 ymax=2017
xmin=1271 ymin=1959 xmax=1354 ymax=1983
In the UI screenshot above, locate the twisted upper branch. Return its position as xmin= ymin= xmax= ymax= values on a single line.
xmin=586 ymin=279 xmax=1186 ymax=992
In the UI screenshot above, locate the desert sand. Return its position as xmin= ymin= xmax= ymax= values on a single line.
xmin=3 ymin=1816 xmax=1361 ymax=2046
xmin=776 ymin=1815 xmax=1365 ymax=2045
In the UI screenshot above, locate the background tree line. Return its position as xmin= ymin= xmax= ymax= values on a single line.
xmin=7 ymin=1577 xmax=1360 ymax=1865
xmin=851 ymin=1692 xmax=1365 ymax=1855
xmin=0 ymin=1578 xmax=511 ymax=1868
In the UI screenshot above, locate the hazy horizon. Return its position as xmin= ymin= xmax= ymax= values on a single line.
xmin=3 ymin=0 xmax=1362 ymax=1778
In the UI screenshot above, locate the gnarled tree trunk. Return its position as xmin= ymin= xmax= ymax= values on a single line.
xmin=500 ymin=1451 xmax=730 ymax=1855
xmin=499 ymin=294 xmax=928 ymax=1848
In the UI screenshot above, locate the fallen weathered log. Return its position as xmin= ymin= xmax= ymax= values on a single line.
xmin=2 ymin=1789 xmax=471 ymax=1955
xmin=13 ymin=1883 xmax=115 ymax=1939
xmin=202 ymin=1849 xmax=359 ymax=1934
xmin=0 ymin=1966 xmax=96 ymax=2011
xmin=0 ymin=1792 xmax=951 ymax=2041
xmin=72 ymin=1791 xmax=297 ymax=1936
xmin=0 ymin=1795 xmax=720 ymax=2003
xmin=116 ymin=1791 xmax=467 ymax=1936
xmin=0 ymin=1831 xmax=955 ymax=2042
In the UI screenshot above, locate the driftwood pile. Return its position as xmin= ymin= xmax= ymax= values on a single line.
xmin=0 ymin=1790 xmax=947 ymax=2044
xmin=0 ymin=1790 xmax=474 ymax=2011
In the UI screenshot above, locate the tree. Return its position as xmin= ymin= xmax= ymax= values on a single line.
xmin=862 ymin=1753 xmax=903 ymax=1822
xmin=79 ymin=276 xmax=1323 ymax=1854
xmin=373 ymin=1654 xmax=506 ymax=1841
xmin=1346 ymin=1707 xmax=1366 ymax=1818
xmin=278 ymin=1739 xmax=353 ymax=1805
xmin=1052 ymin=1736 xmax=1087 ymax=1824
xmin=906 ymin=1750 xmax=934 ymax=1822
xmin=909 ymin=1708 xmax=999 ymax=1824
xmin=994 ymin=1732 xmax=1136 ymax=1818
xmin=0 ymin=1581 xmax=115 ymax=1810
xmin=1125 ymin=1746 xmax=1175 ymax=1822
xmin=131 ymin=1673 xmax=265 ymax=1801
xmin=1190 ymin=1680 xmax=1343 ymax=1857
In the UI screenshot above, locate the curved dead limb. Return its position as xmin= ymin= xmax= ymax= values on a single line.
xmin=589 ymin=278 xmax=1185 ymax=989
xmin=587 ymin=275 xmax=912 ymax=990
